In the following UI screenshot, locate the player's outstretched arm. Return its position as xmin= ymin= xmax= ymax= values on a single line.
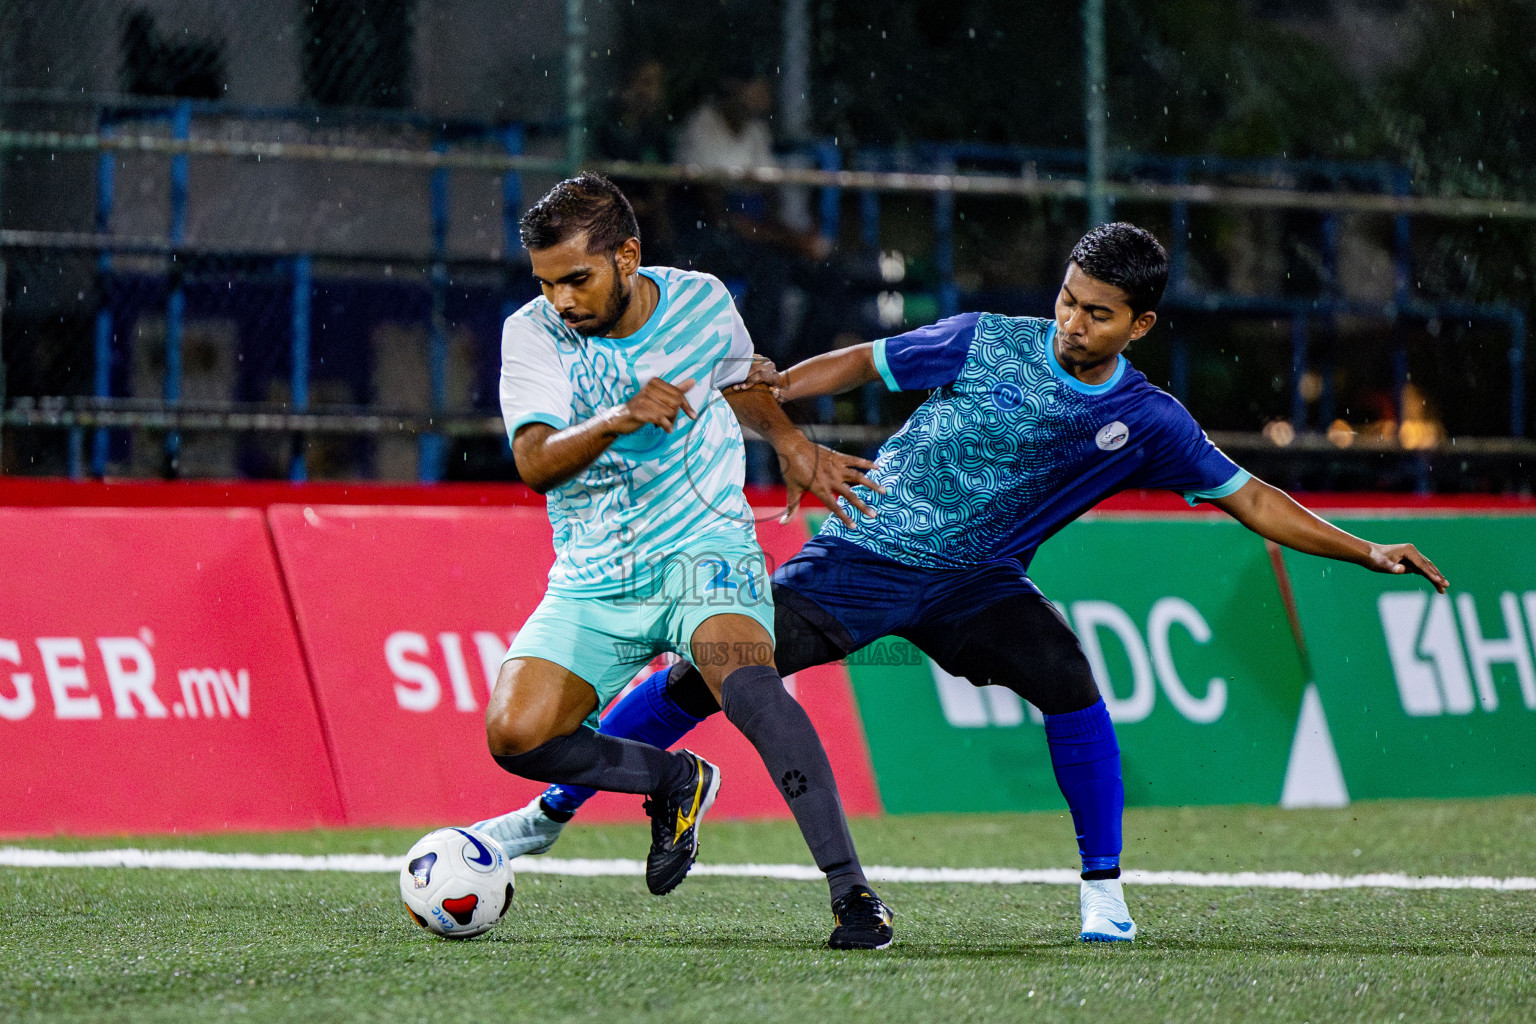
xmin=727 ymin=345 xmax=882 ymax=403
xmin=513 ymin=377 xmax=696 ymax=493
xmin=724 ymin=385 xmax=884 ymax=528
xmin=1212 ymin=477 xmax=1449 ymax=593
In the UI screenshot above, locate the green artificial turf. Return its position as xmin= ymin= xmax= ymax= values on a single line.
xmin=3 ymin=797 xmax=1534 ymax=1023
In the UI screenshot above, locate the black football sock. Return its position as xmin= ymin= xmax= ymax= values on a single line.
xmin=493 ymin=725 xmax=692 ymax=795
xmin=540 ymin=664 xmax=711 ymax=817
xmin=719 ymin=664 xmax=869 ymax=902
xmin=537 ymin=799 xmax=574 ymax=823
xmin=666 ymin=662 xmax=722 ymax=719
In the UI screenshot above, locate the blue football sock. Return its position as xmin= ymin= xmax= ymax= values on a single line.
xmin=1043 ymin=698 xmax=1124 ymax=879
xmin=539 ymin=666 xmax=706 ymax=818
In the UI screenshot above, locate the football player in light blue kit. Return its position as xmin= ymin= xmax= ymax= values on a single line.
xmin=479 ymin=220 xmax=1449 ymax=944
xmin=480 ymin=173 xmax=894 ymax=949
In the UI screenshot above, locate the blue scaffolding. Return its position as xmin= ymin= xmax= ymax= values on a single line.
xmin=60 ymin=99 xmax=1531 ymax=485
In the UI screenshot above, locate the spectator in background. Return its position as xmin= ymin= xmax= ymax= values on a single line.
xmin=677 ymin=73 xmax=777 ymax=177
xmin=599 ymin=59 xmax=671 ymax=164
xmin=595 ymin=59 xmax=675 ymax=259
xmin=672 ymin=73 xmax=831 ymax=365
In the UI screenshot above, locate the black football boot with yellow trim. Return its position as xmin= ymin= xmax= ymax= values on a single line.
xmin=642 ymin=750 xmax=720 ymax=895
xmin=828 ymin=888 xmax=895 ymax=949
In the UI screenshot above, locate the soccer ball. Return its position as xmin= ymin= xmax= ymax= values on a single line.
xmin=398 ymin=827 xmax=515 ymax=939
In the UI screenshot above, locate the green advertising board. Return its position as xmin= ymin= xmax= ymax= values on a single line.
xmin=845 ymin=518 xmax=1311 ymax=813
xmin=1281 ymin=515 xmax=1536 ymax=800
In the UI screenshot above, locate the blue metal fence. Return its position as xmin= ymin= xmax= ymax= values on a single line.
xmin=12 ymin=98 xmax=1529 ymax=483
xmin=844 ymin=143 xmax=1527 ymax=439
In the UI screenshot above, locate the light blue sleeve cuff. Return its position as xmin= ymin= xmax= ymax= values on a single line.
xmin=871 ymin=338 xmax=903 ymax=392
xmin=508 ymin=411 xmax=569 ymax=441
xmin=1182 ymin=469 xmax=1252 ymax=507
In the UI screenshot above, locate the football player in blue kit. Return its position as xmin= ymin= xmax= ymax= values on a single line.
xmin=476 ymin=221 xmax=1448 ymax=942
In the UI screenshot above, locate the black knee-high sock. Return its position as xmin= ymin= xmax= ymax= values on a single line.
xmin=493 ymin=725 xmax=692 ymax=795
xmin=719 ymin=664 xmax=869 ymax=902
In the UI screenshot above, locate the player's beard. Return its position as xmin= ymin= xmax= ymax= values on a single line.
xmin=568 ymin=259 xmax=631 ymax=337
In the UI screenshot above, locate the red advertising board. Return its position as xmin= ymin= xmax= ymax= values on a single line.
xmin=267 ymin=504 xmax=879 ymax=828
xmin=10 ymin=478 xmax=1527 ymax=837
xmin=0 ymin=508 xmax=343 ymax=835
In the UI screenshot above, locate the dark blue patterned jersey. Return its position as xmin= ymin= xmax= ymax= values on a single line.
xmin=817 ymin=312 xmax=1249 ymax=570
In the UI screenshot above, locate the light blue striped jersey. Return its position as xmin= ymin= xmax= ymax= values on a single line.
xmin=499 ymin=267 xmax=758 ymax=596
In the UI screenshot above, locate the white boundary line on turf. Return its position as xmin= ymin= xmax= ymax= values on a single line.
xmin=1 ymin=847 xmax=1533 ymax=891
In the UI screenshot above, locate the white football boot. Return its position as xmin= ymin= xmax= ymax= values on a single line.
xmin=1079 ymin=877 xmax=1137 ymax=942
xmin=471 ymin=795 xmax=567 ymax=859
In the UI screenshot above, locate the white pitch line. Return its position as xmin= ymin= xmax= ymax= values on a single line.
xmin=1 ymin=847 xmax=1533 ymax=891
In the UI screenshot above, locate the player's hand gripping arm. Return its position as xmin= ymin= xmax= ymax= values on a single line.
xmin=724 ymin=384 xmax=884 ymax=527
xmin=512 ymin=377 xmax=696 ymax=494
xmin=1212 ymin=477 xmax=1449 ymax=593
xmin=727 ymin=345 xmax=882 ymax=403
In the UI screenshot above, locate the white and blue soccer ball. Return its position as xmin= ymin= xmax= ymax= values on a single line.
xmin=399 ymin=827 xmax=515 ymax=939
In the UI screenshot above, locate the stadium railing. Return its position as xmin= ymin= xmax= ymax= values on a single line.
xmin=1 ymin=92 xmax=1532 ymax=490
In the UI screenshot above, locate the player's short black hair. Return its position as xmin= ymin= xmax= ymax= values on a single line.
xmin=1067 ymin=222 xmax=1169 ymax=316
xmin=519 ymin=172 xmax=640 ymax=254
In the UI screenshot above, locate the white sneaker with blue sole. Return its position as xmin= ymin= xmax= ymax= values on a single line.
xmin=471 ymin=795 xmax=567 ymax=860
xmin=1079 ymin=877 xmax=1137 ymax=942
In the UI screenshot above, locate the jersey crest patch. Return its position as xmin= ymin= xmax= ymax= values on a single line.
xmin=1095 ymin=421 xmax=1130 ymax=451
xmin=991 ymin=381 xmax=1024 ymax=411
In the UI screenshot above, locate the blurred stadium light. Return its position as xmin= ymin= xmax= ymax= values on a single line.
xmin=1 ymin=0 xmax=1532 ymax=491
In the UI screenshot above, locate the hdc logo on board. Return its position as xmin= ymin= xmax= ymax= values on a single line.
xmin=1378 ymin=591 xmax=1536 ymax=717
xmin=933 ymin=597 xmax=1228 ymax=727
xmin=0 ymin=631 xmax=250 ymax=722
